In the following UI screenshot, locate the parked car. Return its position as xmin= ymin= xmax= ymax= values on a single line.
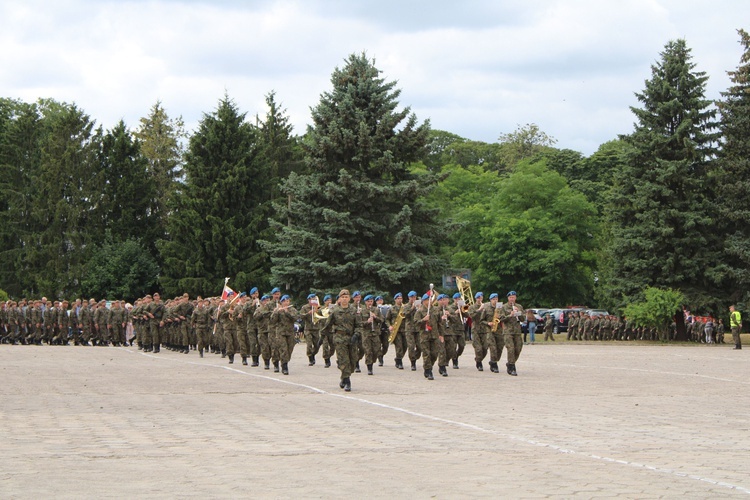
xmin=541 ymin=309 xmax=568 ymax=334
xmin=585 ymin=309 xmax=609 ymax=318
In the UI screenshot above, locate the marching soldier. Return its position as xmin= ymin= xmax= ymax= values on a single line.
xmin=414 ymin=292 xmax=441 ymax=380
xmin=386 ymin=292 xmax=407 ymax=369
xmin=254 ymin=295 xmax=272 ymax=369
xmin=319 ymin=295 xmax=335 ymax=368
xmin=484 ymin=293 xmax=503 ymax=373
xmin=470 ymin=292 xmax=489 ymax=371
xmin=497 ymin=291 xmax=525 ymax=376
xmin=245 ymin=287 xmax=261 ymax=366
xmin=192 ymin=298 xmax=211 ymax=357
xmin=321 ymin=289 xmax=356 ymax=392
xmin=361 ymin=294 xmax=384 ymax=376
xmin=270 ymin=295 xmax=299 ymax=375
xmin=375 ymin=296 xmax=390 ymax=366
xmin=404 ymin=291 xmax=421 ymax=371
xmin=299 ymin=294 xmax=322 ymax=366
xmin=451 ymin=293 xmax=466 ymax=368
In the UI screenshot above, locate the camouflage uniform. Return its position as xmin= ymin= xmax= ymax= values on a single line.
xmin=414 ymin=300 xmax=441 ymax=379
xmin=321 ymin=299 xmax=357 ymax=390
xmin=299 ymin=302 xmax=322 ymax=365
xmin=254 ymin=300 xmax=273 ymax=368
xmin=470 ymin=300 xmax=490 ymax=370
xmin=497 ymin=297 xmax=525 ymax=375
xmin=385 ymin=301 xmax=408 ymax=368
xmin=269 ymin=303 xmax=298 ymax=374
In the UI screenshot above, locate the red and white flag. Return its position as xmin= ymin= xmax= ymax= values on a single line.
xmin=221 ymin=281 xmax=236 ymax=301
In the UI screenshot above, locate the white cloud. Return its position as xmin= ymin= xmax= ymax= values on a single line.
xmin=0 ymin=0 xmax=745 ymax=154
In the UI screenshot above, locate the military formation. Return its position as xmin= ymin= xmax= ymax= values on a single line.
xmin=0 ymin=287 xmax=530 ymax=392
xmin=2 ymin=289 xmax=742 ymax=392
xmin=560 ymin=311 xmax=729 ymax=345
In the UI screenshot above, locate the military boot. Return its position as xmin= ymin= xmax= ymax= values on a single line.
xmin=273 ymin=361 xmax=280 ymax=372
xmin=439 ymin=366 xmax=448 ymax=377
xmin=395 ymin=358 xmax=403 ymax=370
xmin=153 ymin=345 xmax=160 ymax=353
xmin=489 ymin=361 xmax=499 ymax=373
xmin=452 ymin=358 xmax=459 ymax=369
xmin=221 ymin=349 xmax=226 ymax=358
xmin=228 ymin=354 xmax=234 ymax=364
xmin=308 ymin=355 xmax=315 ymax=366
xmin=324 ymin=358 xmax=331 ymax=368
xmin=242 ymin=356 xmax=248 ymax=366
xmin=264 ymin=359 xmax=270 ymax=370
xmin=507 ymin=363 xmax=518 ymax=376
xmin=424 ymin=369 xmax=430 ymax=379
xmin=411 ymin=360 xmax=417 ymax=371
xmin=367 ymin=364 xmax=373 ymax=375
xmin=354 ymin=362 xmax=361 ymax=373
xmin=343 ymin=377 xmax=351 ymax=392
xmin=378 ymin=355 xmax=384 ymax=367
xmin=476 ymin=361 xmax=483 ymax=372
xmin=281 ymin=363 xmax=289 ymax=375
xmin=199 ymin=348 xmax=204 ymax=358
xmin=340 ymin=378 xmax=346 ymax=389
xmin=251 ymin=356 xmax=259 ymax=367
xmin=426 ymin=369 xmax=434 ymax=380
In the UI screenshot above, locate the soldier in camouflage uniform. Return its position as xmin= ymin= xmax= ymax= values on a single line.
xmin=404 ymin=291 xmax=421 ymax=371
xmin=299 ymin=294 xmax=322 ymax=366
xmin=438 ymin=294 xmax=462 ymax=375
xmin=351 ymin=291 xmax=366 ymax=373
xmin=254 ymin=295 xmax=272 ymax=369
xmin=321 ymin=289 xmax=356 ymax=391
xmin=470 ymin=292 xmax=490 ymax=371
xmin=360 ymin=295 xmax=384 ymax=375
xmin=218 ymin=299 xmax=238 ymax=364
xmin=318 ymin=295 xmax=335 ymax=368
xmin=244 ymin=288 xmax=261 ymax=366
xmin=567 ymin=312 xmax=578 ymax=341
xmin=414 ymin=293 xmax=441 ymax=380
xmin=234 ymin=295 xmax=251 ymax=365
xmin=484 ymin=293 xmax=504 ymax=373
xmin=147 ymin=293 xmax=165 ymax=352
xmin=269 ymin=294 xmax=299 ymax=375
xmin=543 ymin=313 xmax=554 ymax=342
xmin=192 ymin=298 xmax=211 ymax=357
xmin=108 ymin=300 xmax=127 ymax=346
xmin=497 ymin=291 xmax=525 ymax=376
xmin=386 ymin=293 xmax=407 ymax=369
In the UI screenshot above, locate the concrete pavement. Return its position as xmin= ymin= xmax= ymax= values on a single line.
xmin=0 ymin=342 xmax=748 ymax=498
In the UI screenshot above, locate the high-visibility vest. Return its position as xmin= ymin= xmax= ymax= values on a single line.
xmin=730 ymin=310 xmax=742 ymax=328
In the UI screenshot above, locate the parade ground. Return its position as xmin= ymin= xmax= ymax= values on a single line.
xmin=1 ymin=341 xmax=748 ymax=498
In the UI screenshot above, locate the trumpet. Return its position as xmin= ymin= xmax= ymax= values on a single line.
xmin=312 ymin=306 xmax=329 ymax=324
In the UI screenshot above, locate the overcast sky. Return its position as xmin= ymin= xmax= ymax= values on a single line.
xmin=1 ymin=0 xmax=746 ymax=155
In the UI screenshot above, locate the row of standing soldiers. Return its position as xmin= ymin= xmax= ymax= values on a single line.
xmin=1 ymin=298 xmax=130 ymax=346
xmin=562 ymin=312 xmax=726 ymax=343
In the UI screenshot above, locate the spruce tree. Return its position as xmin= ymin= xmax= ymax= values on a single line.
xmin=158 ymin=96 xmax=264 ymax=297
xmin=97 ymin=120 xmax=156 ymax=245
xmin=716 ymin=29 xmax=750 ymax=306
xmin=603 ymin=39 xmax=720 ymax=335
xmin=134 ymin=102 xmax=185 ymax=257
xmin=262 ymin=53 xmax=445 ymax=295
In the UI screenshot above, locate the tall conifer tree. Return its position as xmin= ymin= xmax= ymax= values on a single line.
xmin=262 ymin=53 xmax=445 ymax=294
xmin=716 ymin=29 xmax=750 ymax=305
xmin=603 ymin=39 xmax=720 ymax=333
xmin=158 ymin=96 xmax=263 ymax=296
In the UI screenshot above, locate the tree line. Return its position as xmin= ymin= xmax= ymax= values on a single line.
xmin=1 ymin=32 xmax=749 ymax=337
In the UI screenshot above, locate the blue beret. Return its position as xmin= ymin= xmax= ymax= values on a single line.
xmin=507 ymin=290 xmax=517 ymax=297
xmin=475 ymin=292 xmax=484 ymax=299
xmin=307 ymin=293 xmax=316 ymax=300
xmin=436 ymin=294 xmax=445 ymax=300
xmin=394 ymin=292 xmax=403 ymax=299
xmin=422 ymin=294 xmax=430 ymax=301
xmin=489 ymin=293 xmax=498 ymax=300
xmin=352 ymin=291 xmax=361 ymax=297
xmin=249 ymin=287 xmax=258 ymax=295
xmin=452 ymin=293 xmax=461 ymax=299
xmin=324 ymin=294 xmax=332 ymax=301
xmin=280 ymin=295 xmax=290 ymax=302
xmin=261 ymin=295 xmax=269 ymax=301
xmin=364 ymin=294 xmax=374 ymax=301
xmin=408 ymin=291 xmax=417 ymax=297
xmin=271 ymin=287 xmax=281 ymax=294
xmin=375 ymin=296 xmax=382 ymax=301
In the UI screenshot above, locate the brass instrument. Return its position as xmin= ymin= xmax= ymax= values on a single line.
xmin=388 ymin=306 xmax=406 ymax=343
xmin=455 ymin=276 xmax=475 ymax=308
xmin=313 ymin=305 xmax=329 ymax=324
xmin=491 ymin=304 xmax=501 ymax=333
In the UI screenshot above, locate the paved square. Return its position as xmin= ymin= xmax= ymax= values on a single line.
xmin=0 ymin=341 xmax=748 ymax=498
